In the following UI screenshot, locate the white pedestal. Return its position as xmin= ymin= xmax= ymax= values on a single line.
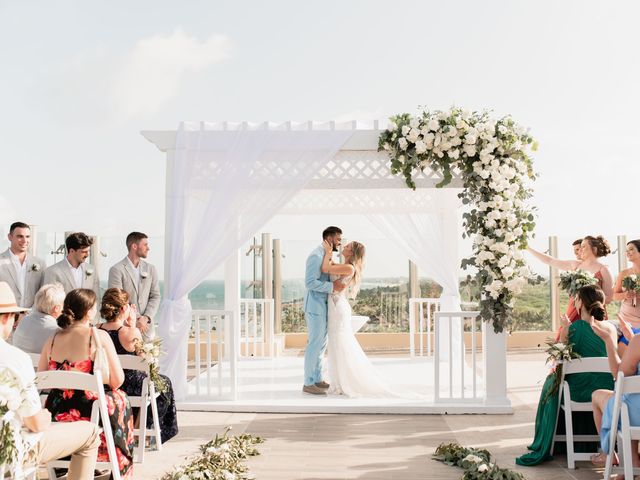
xmin=482 ymin=325 xmax=511 ymax=409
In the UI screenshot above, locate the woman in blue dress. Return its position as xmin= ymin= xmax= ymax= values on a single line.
xmin=591 ymin=302 xmax=640 ymax=470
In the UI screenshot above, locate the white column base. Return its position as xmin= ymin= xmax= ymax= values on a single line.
xmin=482 ymin=324 xmax=511 ymax=408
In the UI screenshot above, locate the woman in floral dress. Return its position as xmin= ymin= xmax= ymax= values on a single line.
xmin=38 ymin=288 xmax=135 ymax=478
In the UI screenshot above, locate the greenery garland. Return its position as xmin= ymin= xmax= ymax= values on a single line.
xmin=379 ymin=108 xmax=539 ymax=333
xmin=433 ymin=442 xmax=525 ymax=480
xmin=161 ymin=427 xmax=264 ymax=480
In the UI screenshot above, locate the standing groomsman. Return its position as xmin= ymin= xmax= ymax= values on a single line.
xmin=108 ymin=232 xmax=160 ymax=341
xmin=44 ymin=232 xmax=100 ymax=298
xmin=0 ymin=222 xmax=46 ymax=308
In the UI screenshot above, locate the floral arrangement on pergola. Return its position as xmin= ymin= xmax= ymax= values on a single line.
xmin=379 ymin=107 xmax=538 ymax=333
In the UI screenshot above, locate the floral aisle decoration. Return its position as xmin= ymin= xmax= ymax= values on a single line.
xmin=0 ymin=368 xmax=37 ymax=478
xmin=379 ymin=108 xmax=538 ymax=333
xmin=433 ymin=442 xmax=525 ymax=480
xmin=542 ymin=339 xmax=580 ymax=402
xmin=558 ymin=269 xmax=598 ymax=297
xmin=622 ymin=274 xmax=640 ymax=307
xmin=161 ymin=427 xmax=264 ymax=480
xmin=133 ymin=337 xmax=169 ymax=394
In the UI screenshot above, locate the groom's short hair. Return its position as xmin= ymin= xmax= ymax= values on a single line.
xmin=65 ymin=232 xmax=93 ymax=251
xmin=126 ymin=231 xmax=148 ymax=250
xmin=322 ymin=226 xmax=342 ymax=239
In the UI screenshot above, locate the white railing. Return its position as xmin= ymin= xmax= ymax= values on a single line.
xmin=191 ymin=309 xmax=237 ymax=399
xmin=408 ymin=297 xmax=440 ymax=357
xmin=239 ymin=299 xmax=276 ymax=357
xmin=434 ymin=311 xmax=483 ymax=403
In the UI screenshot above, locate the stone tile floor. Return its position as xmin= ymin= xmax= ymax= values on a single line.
xmin=131 ymin=349 xmax=605 ymax=479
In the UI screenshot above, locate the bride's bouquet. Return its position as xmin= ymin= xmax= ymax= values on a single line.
xmin=0 ymin=368 xmax=37 ymax=478
xmin=558 ymin=269 xmax=598 ymax=297
xmin=622 ymin=274 xmax=640 ymax=307
xmin=133 ymin=338 xmax=169 ymax=394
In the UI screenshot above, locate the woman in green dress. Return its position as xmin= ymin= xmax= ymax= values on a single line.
xmin=516 ymin=284 xmax=614 ymax=466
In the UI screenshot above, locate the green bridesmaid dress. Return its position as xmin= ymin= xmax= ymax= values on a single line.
xmin=516 ymin=319 xmax=614 ymax=466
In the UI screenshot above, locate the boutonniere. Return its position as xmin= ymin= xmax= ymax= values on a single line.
xmin=140 ymin=271 xmax=149 ymax=279
xmin=85 ymin=268 xmax=94 ymax=277
xmin=30 ymin=263 xmax=40 ymax=272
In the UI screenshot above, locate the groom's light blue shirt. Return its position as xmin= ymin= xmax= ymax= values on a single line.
xmin=303 ymin=245 xmax=333 ymax=317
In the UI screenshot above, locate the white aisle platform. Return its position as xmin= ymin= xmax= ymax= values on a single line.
xmin=177 ymin=355 xmax=507 ymax=414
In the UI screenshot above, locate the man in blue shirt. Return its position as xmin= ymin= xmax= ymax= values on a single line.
xmin=303 ymin=226 xmax=345 ymax=395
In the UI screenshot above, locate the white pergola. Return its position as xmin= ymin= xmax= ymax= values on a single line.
xmin=142 ymin=121 xmax=510 ymax=413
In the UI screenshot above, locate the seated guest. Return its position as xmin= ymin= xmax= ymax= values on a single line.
xmin=38 ymin=288 xmax=135 ymax=479
xmin=516 ymin=285 xmax=614 ymax=466
xmin=99 ymin=288 xmax=178 ymax=443
xmin=591 ymin=296 xmax=640 ymax=470
xmin=0 ymin=282 xmax=101 ymax=480
xmin=13 ymin=283 xmax=64 ymax=353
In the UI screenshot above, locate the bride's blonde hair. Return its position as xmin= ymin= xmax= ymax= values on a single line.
xmin=346 ymin=241 xmax=366 ymax=298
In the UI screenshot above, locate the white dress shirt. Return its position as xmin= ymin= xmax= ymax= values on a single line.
xmin=126 ymin=256 xmax=141 ymax=292
xmin=65 ymin=258 xmax=83 ymax=289
xmin=9 ymin=250 xmax=27 ymax=296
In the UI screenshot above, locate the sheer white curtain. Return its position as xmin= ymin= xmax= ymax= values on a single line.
xmin=366 ymin=189 xmax=462 ymax=310
xmin=159 ymin=122 xmax=353 ymax=398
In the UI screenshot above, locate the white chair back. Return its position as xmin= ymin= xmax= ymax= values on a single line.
xmin=35 ymin=369 xmax=122 ymax=480
xmin=562 ymin=356 xmax=612 ymax=375
xmin=117 ymin=354 xmax=162 ymax=462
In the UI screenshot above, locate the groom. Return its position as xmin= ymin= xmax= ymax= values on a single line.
xmin=302 ymin=226 xmax=345 ymax=395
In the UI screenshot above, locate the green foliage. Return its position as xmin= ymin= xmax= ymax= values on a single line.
xmin=161 ymin=427 xmax=264 ymax=480
xmin=433 ymin=442 xmax=525 ymax=480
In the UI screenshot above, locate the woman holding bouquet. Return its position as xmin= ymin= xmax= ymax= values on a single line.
xmin=527 ymin=235 xmax=613 ymax=322
xmin=516 ymin=285 xmax=614 ymax=466
xmin=99 ymin=288 xmax=178 ymax=444
xmin=613 ymin=240 xmax=640 ymax=352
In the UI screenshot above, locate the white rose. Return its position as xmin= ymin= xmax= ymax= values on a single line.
xmin=428 ymin=119 xmax=439 ymax=131
xmin=498 ymin=124 xmax=508 ymax=134
xmin=449 ymin=148 xmax=460 ymax=159
xmin=450 ymin=136 xmax=462 ymax=147
xmin=478 ymin=464 xmax=489 ymax=473
xmin=447 ymin=126 xmax=458 ymax=137
xmin=401 ymin=125 xmax=411 ymax=136
xmin=463 ymin=145 xmax=476 ymax=157
xmin=398 ymin=138 xmax=408 ymax=150
xmin=415 ymin=140 xmax=427 ymax=154
xmin=409 ymin=117 xmax=420 ymax=129
xmin=407 ymin=128 xmax=420 ymax=143
xmin=501 ymin=266 xmax=515 ymax=278
xmin=479 ymin=169 xmax=491 ymax=180
xmin=423 ymin=132 xmax=435 ymax=147
xmin=440 ymin=141 xmax=452 ymax=151
xmin=504 ymin=232 xmax=517 ymax=242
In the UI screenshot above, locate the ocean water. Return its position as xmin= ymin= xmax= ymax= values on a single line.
xmin=187 ymin=278 xmax=405 ymax=310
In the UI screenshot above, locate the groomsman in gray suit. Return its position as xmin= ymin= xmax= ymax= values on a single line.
xmin=43 ymin=232 xmax=100 ymax=298
xmin=0 ymin=222 xmax=46 ymax=308
xmin=108 ymin=232 xmax=160 ymax=341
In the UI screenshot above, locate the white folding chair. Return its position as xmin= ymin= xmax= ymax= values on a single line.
xmin=27 ymin=352 xmax=40 ymax=369
xmin=118 ymin=354 xmax=162 ymax=463
xmin=550 ymin=357 xmax=611 ymax=469
xmin=35 ymin=369 xmax=122 ymax=480
xmin=604 ymin=371 xmax=640 ymax=480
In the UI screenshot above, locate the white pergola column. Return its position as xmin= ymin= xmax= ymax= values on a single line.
xmin=224 ymin=248 xmax=241 ymax=398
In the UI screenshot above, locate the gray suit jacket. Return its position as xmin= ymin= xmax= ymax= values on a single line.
xmin=43 ymin=258 xmax=100 ymax=298
xmin=0 ymin=249 xmax=46 ymax=308
xmin=108 ymin=257 xmax=160 ymax=340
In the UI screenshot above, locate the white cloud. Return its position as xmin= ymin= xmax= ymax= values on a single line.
xmin=112 ymin=28 xmax=231 ymax=118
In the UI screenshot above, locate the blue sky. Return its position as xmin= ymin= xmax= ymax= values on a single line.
xmin=1 ymin=1 xmax=639 ymax=278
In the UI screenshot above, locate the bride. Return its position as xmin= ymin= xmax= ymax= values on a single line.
xmin=320 ymin=240 xmax=397 ymax=397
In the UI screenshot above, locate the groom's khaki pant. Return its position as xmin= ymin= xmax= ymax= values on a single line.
xmin=35 ymin=421 xmax=101 ymax=480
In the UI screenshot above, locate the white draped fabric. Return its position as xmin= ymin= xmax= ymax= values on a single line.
xmin=158 ymin=122 xmax=353 ymax=398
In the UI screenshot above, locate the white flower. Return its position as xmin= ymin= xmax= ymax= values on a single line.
xmin=490 ymin=242 xmax=509 ymax=254
xmin=447 ymin=126 xmax=458 ymax=137
xmin=85 ymin=269 xmax=93 ymax=277
xmin=387 ymin=122 xmax=397 ymax=131
xmin=398 ymin=138 xmax=408 ymax=150
xmin=463 ymin=145 xmax=477 ymax=157
xmin=409 ymin=117 xmax=420 ymax=129
xmin=407 ymin=128 xmax=420 ymax=143
xmin=31 ymin=263 xmax=40 ymax=272
xmin=501 ymin=266 xmax=515 ymax=278
xmin=449 ymin=148 xmax=460 ymax=159
xmin=140 ymin=271 xmax=149 ymax=279
xmin=415 ymin=140 xmax=427 ymax=154
xmin=222 ymin=472 xmax=235 ymax=480
xmin=383 ymin=142 xmax=390 ymax=151
xmin=428 ymin=119 xmax=439 ymax=131
xmin=463 ymin=454 xmax=483 ymax=464
xmin=478 ymin=463 xmax=489 ymax=473
xmin=401 ymin=125 xmax=411 ymax=136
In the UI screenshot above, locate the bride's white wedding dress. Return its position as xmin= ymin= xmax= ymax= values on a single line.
xmin=327 ymin=275 xmax=398 ymax=398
